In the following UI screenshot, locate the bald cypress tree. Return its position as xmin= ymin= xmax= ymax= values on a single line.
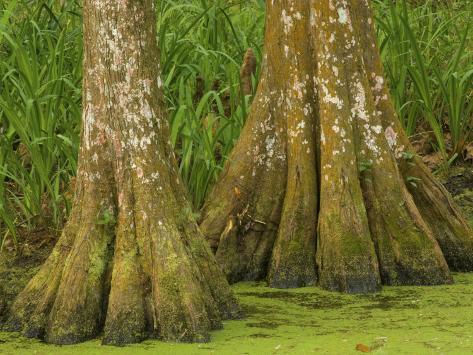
xmin=200 ymin=0 xmax=473 ymax=293
xmin=7 ymin=0 xmax=239 ymax=345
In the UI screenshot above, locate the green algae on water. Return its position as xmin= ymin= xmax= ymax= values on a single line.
xmin=1 ymin=273 xmax=473 ymax=354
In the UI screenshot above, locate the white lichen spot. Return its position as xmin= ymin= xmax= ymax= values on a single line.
xmin=332 ymin=66 xmax=339 ymax=77
xmin=265 ymin=136 xmax=276 ymax=158
xmin=137 ymin=167 xmax=144 ymax=179
xmin=281 ymin=10 xmax=294 ymax=35
xmin=284 ymin=45 xmax=290 ymax=57
xmin=338 ymin=8 xmax=348 ymax=24
xmin=84 ymin=106 xmax=95 ymax=150
xmin=374 ymin=76 xmax=384 ymax=91
xmin=372 ymin=125 xmax=382 ymax=134
xmin=385 ymin=126 xmax=397 ymax=149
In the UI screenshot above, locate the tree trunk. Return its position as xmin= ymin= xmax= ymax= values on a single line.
xmin=6 ymin=0 xmax=239 ymax=345
xmin=200 ymin=0 xmax=473 ymax=293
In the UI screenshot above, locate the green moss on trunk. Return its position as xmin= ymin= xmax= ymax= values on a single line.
xmin=6 ymin=0 xmax=240 ymax=346
xmin=199 ymin=0 xmax=473 ymax=293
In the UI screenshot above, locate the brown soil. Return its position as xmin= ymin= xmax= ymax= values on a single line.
xmin=442 ymin=164 xmax=473 ymax=223
xmin=0 ymin=228 xmax=57 ymax=323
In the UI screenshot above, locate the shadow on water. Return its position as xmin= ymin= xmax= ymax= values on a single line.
xmin=248 ymin=333 xmax=272 ymax=338
xmin=238 ymin=284 xmax=424 ymax=313
xmin=360 ymin=288 xmax=422 ymax=310
xmin=238 ymin=290 xmax=345 ymax=309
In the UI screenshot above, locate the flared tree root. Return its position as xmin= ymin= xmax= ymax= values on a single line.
xmin=6 ymin=175 xmax=240 ymax=345
xmin=199 ymin=0 xmax=473 ymax=293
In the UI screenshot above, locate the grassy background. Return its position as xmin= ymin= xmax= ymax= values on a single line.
xmin=0 ymin=0 xmax=472 ymax=248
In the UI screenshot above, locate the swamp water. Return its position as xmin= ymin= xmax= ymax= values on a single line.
xmin=1 ymin=273 xmax=473 ymax=354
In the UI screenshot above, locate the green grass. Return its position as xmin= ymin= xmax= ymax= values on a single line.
xmin=376 ymin=0 xmax=473 ymax=159
xmin=0 ymin=0 xmax=82 ymax=247
xmin=0 ymin=0 xmax=472 ymax=245
xmin=1 ymin=273 xmax=473 ymax=354
xmin=157 ymin=0 xmax=265 ymax=207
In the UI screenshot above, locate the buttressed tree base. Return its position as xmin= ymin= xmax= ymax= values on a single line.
xmin=200 ymin=0 xmax=473 ymax=293
xmin=6 ymin=0 xmax=240 ymax=346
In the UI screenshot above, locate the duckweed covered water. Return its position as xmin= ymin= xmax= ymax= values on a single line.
xmin=1 ymin=273 xmax=473 ymax=354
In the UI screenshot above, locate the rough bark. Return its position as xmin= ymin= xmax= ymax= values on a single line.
xmin=354 ymin=1 xmax=473 ymax=272
xmin=6 ymin=0 xmax=239 ymax=345
xmin=200 ymin=0 xmax=473 ymax=293
xmin=200 ymin=1 xmax=319 ymax=289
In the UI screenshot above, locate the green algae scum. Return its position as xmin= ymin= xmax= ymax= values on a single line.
xmin=1 ymin=273 xmax=473 ymax=354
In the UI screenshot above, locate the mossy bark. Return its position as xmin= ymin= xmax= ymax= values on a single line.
xmin=200 ymin=0 xmax=473 ymax=293
xmin=201 ymin=1 xmax=318 ymax=289
xmin=354 ymin=1 xmax=473 ymax=272
xmin=7 ymin=0 xmax=240 ymax=345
